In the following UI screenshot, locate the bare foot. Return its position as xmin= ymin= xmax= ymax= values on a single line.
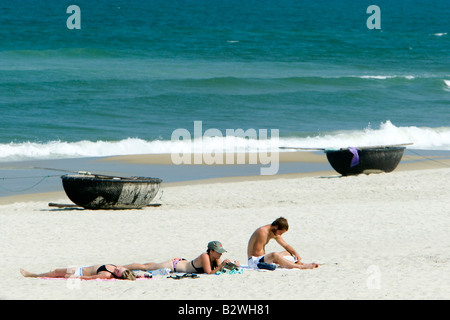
xmin=301 ymin=263 xmax=319 ymax=269
xmin=20 ymin=268 xmax=36 ymax=277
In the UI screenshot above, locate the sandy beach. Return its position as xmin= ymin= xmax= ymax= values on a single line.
xmin=2 ymin=0 xmax=449 ymax=305
xmin=0 ymin=153 xmax=449 ymax=300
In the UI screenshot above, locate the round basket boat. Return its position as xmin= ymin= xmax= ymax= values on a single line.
xmin=61 ymin=174 xmax=162 ymax=209
xmin=325 ymin=147 xmax=406 ymax=176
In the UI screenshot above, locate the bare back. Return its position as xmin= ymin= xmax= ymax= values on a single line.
xmin=247 ymin=225 xmax=273 ymax=258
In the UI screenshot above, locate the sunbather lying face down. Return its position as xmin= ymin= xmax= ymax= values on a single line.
xmin=123 ymin=241 xmax=240 ymax=275
xmin=20 ymin=264 xmax=136 ymax=280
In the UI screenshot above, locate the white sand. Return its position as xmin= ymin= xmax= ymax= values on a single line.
xmin=1 ymin=168 xmax=449 ymax=300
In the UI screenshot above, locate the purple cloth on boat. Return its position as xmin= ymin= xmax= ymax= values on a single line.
xmin=348 ymin=147 xmax=359 ymax=167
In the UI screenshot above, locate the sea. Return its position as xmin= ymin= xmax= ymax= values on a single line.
xmin=0 ymin=0 xmax=449 ymax=194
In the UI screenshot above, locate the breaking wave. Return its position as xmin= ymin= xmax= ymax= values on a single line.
xmin=1 ymin=121 xmax=450 ymax=162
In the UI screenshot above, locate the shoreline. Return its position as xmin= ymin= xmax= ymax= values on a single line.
xmin=1 ymin=149 xmax=449 ymax=205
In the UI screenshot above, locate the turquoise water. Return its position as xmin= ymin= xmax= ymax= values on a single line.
xmin=1 ymin=0 xmax=449 ymax=161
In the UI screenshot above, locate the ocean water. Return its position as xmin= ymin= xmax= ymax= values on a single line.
xmin=1 ymin=0 xmax=449 ymax=162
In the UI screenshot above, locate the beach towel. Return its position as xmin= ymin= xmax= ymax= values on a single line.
xmin=215 ymin=268 xmax=244 ymax=275
xmin=39 ymin=277 xmax=153 ymax=281
xmin=39 ymin=270 xmax=155 ymax=281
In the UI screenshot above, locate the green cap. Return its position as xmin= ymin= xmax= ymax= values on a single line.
xmin=208 ymin=241 xmax=227 ymax=253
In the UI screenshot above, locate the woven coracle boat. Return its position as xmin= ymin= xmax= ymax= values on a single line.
xmin=61 ymin=174 xmax=162 ymax=209
xmin=324 ymin=146 xmax=406 ymax=176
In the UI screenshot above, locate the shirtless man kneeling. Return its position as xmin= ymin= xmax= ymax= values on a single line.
xmin=247 ymin=217 xmax=318 ymax=270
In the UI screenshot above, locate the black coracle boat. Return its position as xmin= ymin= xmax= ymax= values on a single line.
xmin=280 ymin=143 xmax=411 ymax=176
xmin=324 ymin=146 xmax=406 ymax=176
xmin=61 ymin=174 xmax=162 ymax=209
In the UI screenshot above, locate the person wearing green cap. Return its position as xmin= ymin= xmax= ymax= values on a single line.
xmin=123 ymin=241 xmax=239 ymax=275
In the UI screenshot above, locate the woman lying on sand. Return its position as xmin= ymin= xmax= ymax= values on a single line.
xmin=124 ymin=241 xmax=239 ymax=275
xmin=20 ymin=264 xmax=136 ymax=281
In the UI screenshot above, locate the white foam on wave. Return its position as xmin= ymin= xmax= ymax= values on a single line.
xmin=281 ymin=121 xmax=450 ymax=151
xmin=359 ymin=75 xmax=415 ymax=80
xmin=1 ymin=121 xmax=450 ymax=162
xmin=0 ymin=138 xmax=161 ymax=162
xmin=444 ymin=80 xmax=450 ymax=91
xmin=0 ymin=136 xmax=279 ymax=162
